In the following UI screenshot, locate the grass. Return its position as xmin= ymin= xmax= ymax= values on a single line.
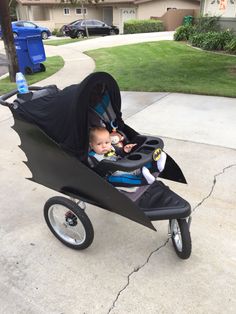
xmin=45 ymin=38 xmax=83 ymax=46
xmin=86 ymin=41 xmax=236 ymax=97
xmin=45 ymin=36 xmax=98 ymax=46
xmin=0 ymin=56 xmax=64 ymax=95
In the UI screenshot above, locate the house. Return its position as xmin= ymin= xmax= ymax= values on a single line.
xmin=200 ymin=0 xmax=236 ymax=32
xmin=15 ymin=0 xmax=200 ymax=33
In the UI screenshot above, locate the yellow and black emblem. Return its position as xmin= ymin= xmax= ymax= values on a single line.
xmin=104 ymin=149 xmax=116 ymax=157
xmin=153 ymin=148 xmax=162 ymax=161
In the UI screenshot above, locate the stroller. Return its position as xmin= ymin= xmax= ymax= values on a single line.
xmin=0 ymin=72 xmax=192 ymax=259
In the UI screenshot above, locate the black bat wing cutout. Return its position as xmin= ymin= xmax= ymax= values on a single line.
xmin=12 ymin=113 xmax=155 ymax=231
xmin=160 ymin=154 xmax=187 ymax=184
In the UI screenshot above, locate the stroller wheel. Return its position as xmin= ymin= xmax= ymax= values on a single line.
xmin=44 ymin=196 xmax=94 ymax=250
xmin=169 ymin=219 xmax=191 ymax=259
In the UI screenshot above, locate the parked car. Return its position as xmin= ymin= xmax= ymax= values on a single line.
xmin=0 ymin=21 xmax=51 ymax=39
xmin=63 ymin=19 xmax=119 ymax=38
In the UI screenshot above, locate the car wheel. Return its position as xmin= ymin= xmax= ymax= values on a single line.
xmin=13 ymin=32 xmax=18 ymax=38
xmin=109 ymin=29 xmax=116 ymax=35
xmin=41 ymin=31 xmax=48 ymax=40
xmin=77 ymin=31 xmax=84 ymax=38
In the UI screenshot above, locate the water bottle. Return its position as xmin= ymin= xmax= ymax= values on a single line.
xmin=15 ymin=72 xmax=29 ymax=94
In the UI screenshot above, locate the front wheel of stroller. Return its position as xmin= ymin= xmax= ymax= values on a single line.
xmin=44 ymin=196 xmax=94 ymax=250
xmin=169 ymin=219 xmax=191 ymax=259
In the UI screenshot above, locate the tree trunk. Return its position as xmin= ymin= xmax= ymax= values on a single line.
xmin=0 ymin=0 xmax=19 ymax=82
xmin=82 ymin=3 xmax=89 ymax=38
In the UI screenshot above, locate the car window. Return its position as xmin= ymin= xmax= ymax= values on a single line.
xmin=14 ymin=22 xmax=24 ymax=27
xmin=70 ymin=20 xmax=81 ymax=26
xmin=73 ymin=20 xmax=82 ymax=26
xmin=93 ymin=20 xmax=104 ymax=27
xmin=84 ymin=20 xmax=94 ymax=27
xmin=23 ymin=22 xmax=37 ymax=28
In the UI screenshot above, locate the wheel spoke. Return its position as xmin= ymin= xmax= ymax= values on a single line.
xmin=172 ymin=220 xmax=183 ymax=252
xmin=48 ymin=204 xmax=86 ymax=246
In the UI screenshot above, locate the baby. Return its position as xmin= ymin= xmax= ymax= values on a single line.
xmin=89 ymin=127 xmax=166 ymax=185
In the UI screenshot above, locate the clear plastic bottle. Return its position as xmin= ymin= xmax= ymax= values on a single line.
xmin=15 ymin=72 xmax=29 ymax=94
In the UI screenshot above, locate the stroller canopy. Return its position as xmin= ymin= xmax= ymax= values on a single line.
xmin=13 ymin=72 xmax=124 ymax=162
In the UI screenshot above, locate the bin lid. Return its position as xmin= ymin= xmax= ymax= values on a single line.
xmin=26 ymin=35 xmax=46 ymax=64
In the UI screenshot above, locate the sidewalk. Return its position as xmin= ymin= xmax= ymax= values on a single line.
xmin=0 ymin=33 xmax=236 ymax=314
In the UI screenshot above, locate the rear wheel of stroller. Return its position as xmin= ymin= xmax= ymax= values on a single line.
xmin=44 ymin=196 xmax=94 ymax=250
xmin=169 ymin=219 xmax=191 ymax=259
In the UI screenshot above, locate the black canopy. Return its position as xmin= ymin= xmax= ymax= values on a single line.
xmin=8 ymin=72 xmax=155 ymax=230
xmin=13 ymin=72 xmax=127 ymax=162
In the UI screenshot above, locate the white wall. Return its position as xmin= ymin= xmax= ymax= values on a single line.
xmin=203 ymin=0 xmax=236 ymax=18
xmin=137 ymin=0 xmax=200 ymax=19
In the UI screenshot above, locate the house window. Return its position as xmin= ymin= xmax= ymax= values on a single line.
xmin=75 ymin=7 xmax=87 ymax=15
xmin=63 ymin=8 xmax=70 ymax=15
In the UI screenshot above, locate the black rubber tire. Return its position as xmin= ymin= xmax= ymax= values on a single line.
xmin=76 ymin=31 xmax=85 ymax=38
xmin=109 ymin=29 xmax=116 ymax=35
xmin=41 ymin=31 xmax=48 ymax=40
xmin=170 ymin=219 xmax=191 ymax=259
xmin=40 ymin=63 xmax=46 ymax=72
xmin=25 ymin=66 xmax=33 ymax=75
xmin=70 ymin=34 xmax=77 ymax=39
xmin=44 ymin=196 xmax=94 ymax=250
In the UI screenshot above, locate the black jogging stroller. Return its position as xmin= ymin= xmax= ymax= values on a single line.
xmin=0 ymin=72 xmax=192 ymax=259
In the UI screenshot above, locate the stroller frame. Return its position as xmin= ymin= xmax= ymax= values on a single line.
xmin=0 ymin=72 xmax=192 ymax=259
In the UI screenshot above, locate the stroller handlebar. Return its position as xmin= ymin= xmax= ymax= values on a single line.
xmin=0 ymin=85 xmax=58 ymax=107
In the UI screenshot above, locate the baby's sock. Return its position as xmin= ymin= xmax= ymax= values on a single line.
xmin=157 ymin=151 xmax=167 ymax=172
xmin=142 ymin=167 xmax=155 ymax=184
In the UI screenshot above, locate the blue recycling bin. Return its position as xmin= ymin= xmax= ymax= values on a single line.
xmin=14 ymin=35 xmax=46 ymax=74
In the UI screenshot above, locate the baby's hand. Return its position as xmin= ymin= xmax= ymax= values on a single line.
xmin=124 ymin=143 xmax=137 ymax=153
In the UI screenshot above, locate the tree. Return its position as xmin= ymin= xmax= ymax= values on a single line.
xmin=60 ymin=0 xmax=103 ymax=37
xmin=0 ymin=0 xmax=18 ymax=82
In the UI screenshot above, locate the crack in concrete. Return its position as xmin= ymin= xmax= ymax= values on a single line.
xmin=107 ymin=239 xmax=169 ymax=314
xmin=192 ymin=163 xmax=236 ymax=214
xmin=107 ymin=163 xmax=236 ymax=313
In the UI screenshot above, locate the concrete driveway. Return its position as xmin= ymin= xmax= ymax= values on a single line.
xmin=0 ymin=33 xmax=236 ymax=314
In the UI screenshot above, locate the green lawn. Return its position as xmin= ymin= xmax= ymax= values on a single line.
xmin=86 ymin=41 xmax=236 ymax=98
xmin=45 ymin=36 xmax=98 ymax=46
xmin=0 ymin=56 xmax=64 ymax=95
xmin=45 ymin=38 xmax=83 ymax=46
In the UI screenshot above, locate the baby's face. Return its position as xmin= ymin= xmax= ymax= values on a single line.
xmin=90 ymin=130 xmax=112 ymax=155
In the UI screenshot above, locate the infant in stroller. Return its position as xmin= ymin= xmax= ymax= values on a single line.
xmin=0 ymin=71 xmax=191 ymax=259
xmin=89 ymin=126 xmax=167 ymax=186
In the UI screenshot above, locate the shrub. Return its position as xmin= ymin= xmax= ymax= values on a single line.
xmin=174 ymin=25 xmax=195 ymax=41
xmin=225 ymin=37 xmax=236 ymax=54
xmin=189 ymin=33 xmax=206 ymax=48
xmin=52 ymin=28 xmax=64 ymax=37
xmin=194 ymin=15 xmax=221 ymax=33
xmin=190 ymin=30 xmax=234 ymax=51
xmin=124 ymin=19 xmax=164 ymax=34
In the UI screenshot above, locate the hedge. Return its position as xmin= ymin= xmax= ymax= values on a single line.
xmin=124 ymin=19 xmax=164 ymax=34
